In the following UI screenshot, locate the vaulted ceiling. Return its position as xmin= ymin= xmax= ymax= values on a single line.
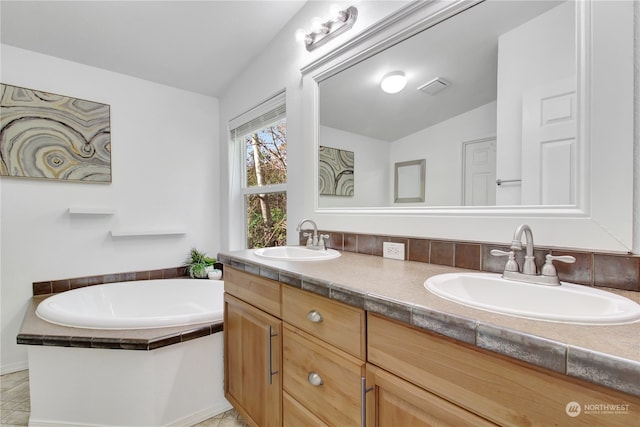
xmin=1 ymin=1 xmax=307 ymax=97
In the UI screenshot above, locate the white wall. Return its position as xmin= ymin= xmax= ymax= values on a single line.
xmin=218 ymin=1 xmax=411 ymax=250
xmin=495 ymin=2 xmax=575 ymax=205
xmin=0 ymin=45 xmax=220 ymax=373
xmin=319 ymin=125 xmax=389 ymax=207
xmin=391 ymin=102 xmax=496 ymax=206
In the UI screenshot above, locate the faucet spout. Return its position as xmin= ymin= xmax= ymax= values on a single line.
xmin=511 ymin=224 xmax=536 ymax=275
xmin=493 ymin=224 xmax=574 ymax=286
xmin=296 ymin=218 xmax=319 ymax=246
xmin=296 ymin=218 xmax=330 ymax=250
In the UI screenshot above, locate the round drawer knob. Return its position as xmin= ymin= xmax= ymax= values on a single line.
xmin=307 ymin=310 xmax=323 ymax=323
xmin=308 ymin=371 xmax=324 ymax=387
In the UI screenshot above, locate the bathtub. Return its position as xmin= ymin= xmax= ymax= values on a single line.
xmin=36 ymin=278 xmax=224 ymax=329
xmin=26 ymin=278 xmax=231 ymax=427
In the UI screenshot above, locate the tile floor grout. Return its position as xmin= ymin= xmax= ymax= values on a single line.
xmin=1 ymin=370 xmax=246 ymax=427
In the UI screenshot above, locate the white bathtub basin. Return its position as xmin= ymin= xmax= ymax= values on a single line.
xmin=425 ymin=272 xmax=640 ymax=325
xmin=36 ymin=278 xmax=224 ymax=329
xmin=254 ymin=246 xmax=341 ymax=261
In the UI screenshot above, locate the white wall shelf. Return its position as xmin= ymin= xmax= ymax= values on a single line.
xmin=109 ymin=229 xmax=186 ymax=237
xmin=68 ymin=207 xmax=117 ymax=215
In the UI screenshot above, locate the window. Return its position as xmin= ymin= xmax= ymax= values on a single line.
xmin=229 ymin=92 xmax=286 ymax=249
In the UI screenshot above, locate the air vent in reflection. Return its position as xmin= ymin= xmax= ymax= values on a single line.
xmin=418 ymin=78 xmax=449 ymax=95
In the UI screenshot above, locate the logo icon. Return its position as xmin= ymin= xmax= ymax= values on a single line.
xmin=566 ymin=401 xmax=582 ymax=417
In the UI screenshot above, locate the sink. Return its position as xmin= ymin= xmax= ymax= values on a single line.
xmin=425 ymin=272 xmax=640 ymax=325
xmin=254 ymin=246 xmax=341 ymax=261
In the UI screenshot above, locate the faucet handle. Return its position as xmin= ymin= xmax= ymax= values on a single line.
xmin=541 ymin=254 xmax=576 ymax=277
xmin=303 ymin=232 xmax=313 ymax=246
xmin=490 ymin=249 xmax=519 ymax=272
xmin=546 ymin=255 xmax=576 ymax=264
xmin=314 ymin=234 xmax=330 ymax=250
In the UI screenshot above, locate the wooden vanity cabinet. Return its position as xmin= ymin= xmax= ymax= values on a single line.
xmin=367 ymin=313 xmax=640 ymax=427
xmin=282 ymin=286 xmax=366 ymax=427
xmin=225 ymin=266 xmax=639 ymax=427
xmin=224 ymin=268 xmax=282 ymax=427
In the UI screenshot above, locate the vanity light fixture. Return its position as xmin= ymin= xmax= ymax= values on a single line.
xmin=296 ymin=6 xmax=358 ymax=51
xmin=380 ymin=71 xmax=407 ymax=94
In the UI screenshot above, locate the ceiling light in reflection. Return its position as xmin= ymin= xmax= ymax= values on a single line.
xmin=380 ymin=71 xmax=407 ymax=94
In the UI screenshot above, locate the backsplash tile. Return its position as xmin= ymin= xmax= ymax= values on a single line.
xmin=430 ymin=241 xmax=455 ymax=266
xmin=51 ymin=279 xmax=70 ymax=294
xmin=552 ymin=250 xmax=592 ymax=286
xmin=408 ymin=238 xmax=430 ymax=263
xmin=313 ymin=230 xmax=639 ymax=292
xmin=594 ymin=254 xmax=640 ymax=292
xmin=33 ymin=266 xmax=189 ymax=296
xmin=455 ymin=243 xmax=481 ymax=270
xmin=343 ymin=233 xmax=357 ymax=252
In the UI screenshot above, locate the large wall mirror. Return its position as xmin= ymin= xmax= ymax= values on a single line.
xmin=319 ymin=0 xmax=576 ymax=208
xmin=301 ymin=0 xmax=635 ymax=252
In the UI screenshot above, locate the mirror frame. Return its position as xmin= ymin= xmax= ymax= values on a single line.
xmin=300 ymin=0 xmax=636 ymax=252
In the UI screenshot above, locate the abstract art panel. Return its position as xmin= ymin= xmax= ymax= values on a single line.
xmin=319 ymin=145 xmax=354 ymax=196
xmin=0 ymin=83 xmax=111 ymax=182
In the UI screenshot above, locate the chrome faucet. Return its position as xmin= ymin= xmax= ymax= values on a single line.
xmin=511 ymin=224 xmax=536 ymax=275
xmin=296 ymin=218 xmax=329 ymax=250
xmin=491 ymin=224 xmax=575 ymax=286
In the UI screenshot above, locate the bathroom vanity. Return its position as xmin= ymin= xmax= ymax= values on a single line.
xmin=220 ymin=250 xmax=640 ymax=427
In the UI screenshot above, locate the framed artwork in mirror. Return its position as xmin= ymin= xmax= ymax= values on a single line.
xmin=319 ymin=145 xmax=354 ymax=196
xmin=394 ymin=159 xmax=425 ymax=203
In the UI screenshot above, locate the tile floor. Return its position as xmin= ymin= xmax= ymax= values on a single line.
xmin=1 ymin=370 xmax=247 ymax=427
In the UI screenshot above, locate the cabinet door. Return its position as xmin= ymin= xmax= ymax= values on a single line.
xmin=366 ymin=364 xmax=497 ymax=427
xmin=225 ymin=294 xmax=282 ymax=427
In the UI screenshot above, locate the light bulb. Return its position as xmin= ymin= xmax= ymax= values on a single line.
xmin=295 ymin=29 xmax=308 ymax=43
xmin=311 ymin=17 xmax=329 ymax=34
xmin=380 ymin=71 xmax=407 ymax=94
xmin=329 ymin=5 xmax=348 ymax=22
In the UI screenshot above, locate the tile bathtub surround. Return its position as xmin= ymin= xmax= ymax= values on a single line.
xmin=304 ymin=231 xmax=640 ymax=292
xmin=17 ymin=295 xmax=224 ymax=351
xmin=32 ymin=265 xmax=191 ymax=296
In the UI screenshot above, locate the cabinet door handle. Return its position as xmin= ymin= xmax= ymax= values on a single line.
xmin=267 ymin=326 xmax=279 ymax=385
xmin=307 ymin=310 xmax=323 ymax=323
xmin=308 ymin=371 xmax=324 ymax=386
xmin=361 ymin=376 xmax=373 ymax=427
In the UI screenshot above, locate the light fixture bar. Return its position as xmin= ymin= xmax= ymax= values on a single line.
xmin=304 ymin=6 xmax=358 ymax=52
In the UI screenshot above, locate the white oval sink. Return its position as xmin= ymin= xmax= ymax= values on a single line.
xmin=425 ymin=273 xmax=640 ymax=325
xmin=254 ymin=246 xmax=341 ymax=261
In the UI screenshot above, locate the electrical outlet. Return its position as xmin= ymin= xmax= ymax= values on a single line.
xmin=383 ymin=242 xmax=405 ymax=260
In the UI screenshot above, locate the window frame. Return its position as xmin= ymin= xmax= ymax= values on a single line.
xmin=228 ymin=91 xmax=287 ymax=249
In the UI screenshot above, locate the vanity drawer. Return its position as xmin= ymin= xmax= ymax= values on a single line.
xmin=283 ymin=324 xmax=364 ymax=427
xmin=283 ymin=391 xmax=328 ymax=427
xmin=224 ymin=267 xmax=281 ymax=317
xmin=282 ymin=285 xmax=365 ymax=359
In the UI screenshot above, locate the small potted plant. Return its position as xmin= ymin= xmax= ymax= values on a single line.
xmin=184 ymin=248 xmax=217 ymax=279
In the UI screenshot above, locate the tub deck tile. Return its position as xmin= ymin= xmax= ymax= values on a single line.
xmin=70 ymin=336 xmax=94 ymax=348
xmin=42 ymin=335 xmax=71 ymax=347
xmin=148 ymin=334 xmax=181 ymax=350
xmin=18 ymin=296 xmax=224 ymax=351
xmin=181 ymin=325 xmax=214 ymax=342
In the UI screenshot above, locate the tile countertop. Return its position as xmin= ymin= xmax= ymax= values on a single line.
xmin=218 ymin=249 xmax=640 ymax=397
